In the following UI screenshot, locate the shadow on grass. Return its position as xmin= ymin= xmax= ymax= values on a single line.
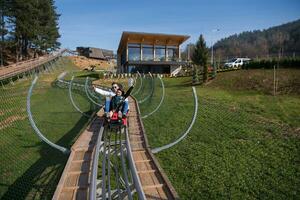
xmin=167 ymin=82 xmax=201 ymax=88
xmin=0 ymin=111 xmax=93 ymax=200
xmin=76 ymin=73 xmax=103 ymax=79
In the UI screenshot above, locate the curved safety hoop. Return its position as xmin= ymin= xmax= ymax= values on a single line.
xmin=69 ymin=76 xmax=90 ymax=117
xmin=86 ymin=77 xmax=102 ymax=100
xmin=141 ymin=76 xmax=165 ymax=119
xmin=152 ymin=87 xmax=198 ymax=153
xmin=27 ymin=76 xmax=70 ymax=154
xmin=84 ymin=77 xmax=103 ymax=107
xmin=132 ymin=71 xmax=143 ymax=96
xmin=138 ymin=72 xmax=155 ymax=104
xmin=56 ymin=71 xmax=111 ymax=94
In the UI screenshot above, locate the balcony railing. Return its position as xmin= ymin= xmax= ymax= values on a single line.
xmin=128 ymin=57 xmax=181 ymax=62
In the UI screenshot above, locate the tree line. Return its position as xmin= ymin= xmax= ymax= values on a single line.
xmin=0 ymin=0 xmax=60 ymax=66
xmin=182 ymin=19 xmax=300 ymax=64
xmin=183 ymin=19 xmax=300 ymax=84
xmin=213 ymin=19 xmax=300 ymax=60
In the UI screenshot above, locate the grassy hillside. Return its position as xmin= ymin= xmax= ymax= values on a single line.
xmin=136 ymin=70 xmax=300 ymax=199
xmin=211 ymin=69 xmax=300 ymax=95
xmin=0 ymin=58 xmax=95 ymax=199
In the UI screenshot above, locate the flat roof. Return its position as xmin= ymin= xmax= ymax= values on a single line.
xmin=117 ymin=31 xmax=190 ymax=53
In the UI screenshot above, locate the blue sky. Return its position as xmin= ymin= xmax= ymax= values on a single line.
xmin=55 ymin=0 xmax=300 ymax=52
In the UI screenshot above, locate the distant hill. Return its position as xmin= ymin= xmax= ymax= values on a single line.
xmin=214 ymin=19 xmax=300 ymax=60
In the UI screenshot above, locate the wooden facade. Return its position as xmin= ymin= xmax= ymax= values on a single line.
xmin=117 ymin=32 xmax=189 ymax=74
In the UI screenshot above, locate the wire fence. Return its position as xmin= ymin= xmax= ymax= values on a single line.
xmin=0 ymin=57 xmax=101 ymax=199
xmin=133 ymin=74 xmax=300 ymax=199
xmin=0 ymin=58 xmax=153 ymax=200
xmin=2 ymin=56 xmax=298 ymax=199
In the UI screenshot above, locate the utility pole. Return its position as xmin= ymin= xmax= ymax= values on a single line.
xmin=187 ymin=44 xmax=190 ymax=61
xmin=276 ymin=32 xmax=283 ymax=95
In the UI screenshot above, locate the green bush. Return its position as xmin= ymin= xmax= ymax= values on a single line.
xmin=243 ymin=58 xmax=300 ymax=69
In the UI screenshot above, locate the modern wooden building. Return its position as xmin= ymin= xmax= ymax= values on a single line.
xmin=117 ymin=32 xmax=189 ymax=74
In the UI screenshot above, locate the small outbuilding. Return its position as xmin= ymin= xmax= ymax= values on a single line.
xmin=76 ymin=47 xmax=114 ymax=60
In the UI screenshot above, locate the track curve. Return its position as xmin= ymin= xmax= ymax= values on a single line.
xmin=69 ymin=76 xmax=90 ymax=118
xmin=138 ymin=73 xmax=155 ymax=104
xmin=84 ymin=77 xmax=103 ymax=107
xmin=27 ymin=75 xmax=70 ymax=154
xmin=141 ymin=76 xmax=165 ymax=119
xmin=152 ymin=87 xmax=198 ymax=153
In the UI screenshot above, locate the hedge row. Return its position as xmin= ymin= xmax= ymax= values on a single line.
xmin=243 ymin=58 xmax=300 ymax=69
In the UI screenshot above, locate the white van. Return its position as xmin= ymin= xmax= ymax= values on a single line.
xmin=224 ymin=58 xmax=251 ymax=68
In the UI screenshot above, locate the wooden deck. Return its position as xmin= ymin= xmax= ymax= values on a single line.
xmin=0 ymin=51 xmax=64 ymax=81
xmin=52 ymin=113 xmax=103 ymax=200
xmin=128 ymin=97 xmax=179 ymax=200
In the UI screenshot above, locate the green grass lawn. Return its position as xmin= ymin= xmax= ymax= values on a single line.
xmin=136 ymin=70 xmax=300 ymax=199
xmin=0 ymin=58 xmax=96 ymax=199
xmin=1 ymin=66 xmax=298 ymax=199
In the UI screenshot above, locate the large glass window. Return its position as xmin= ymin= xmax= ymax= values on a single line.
xmin=128 ymin=43 xmax=141 ymax=61
xmin=155 ymin=46 xmax=166 ymax=61
xmin=167 ymin=46 xmax=178 ymax=61
xmin=142 ymin=45 xmax=153 ymax=61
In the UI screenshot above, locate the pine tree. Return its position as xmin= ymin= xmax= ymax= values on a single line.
xmin=192 ymin=34 xmax=209 ymax=83
xmin=0 ymin=0 xmax=10 ymax=66
xmin=34 ymin=0 xmax=60 ymax=54
xmin=3 ymin=0 xmax=60 ymax=62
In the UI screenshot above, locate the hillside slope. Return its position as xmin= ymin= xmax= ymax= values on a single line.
xmin=69 ymin=56 xmax=115 ymax=71
xmin=214 ymin=19 xmax=300 ymax=59
xmin=136 ymin=75 xmax=300 ymax=199
xmin=210 ymin=69 xmax=300 ymax=95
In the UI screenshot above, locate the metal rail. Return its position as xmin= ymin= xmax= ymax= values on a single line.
xmin=113 ymin=130 xmax=122 ymax=199
xmin=152 ymin=86 xmax=198 ymax=153
xmin=88 ymin=125 xmax=147 ymax=200
xmin=56 ymin=71 xmax=111 ymax=92
xmin=84 ymin=77 xmax=103 ymax=107
xmin=26 ymin=75 xmax=70 ymax=154
xmin=68 ymin=76 xmax=90 ymax=117
xmin=107 ymin=132 xmax=112 ymax=199
xmin=128 ymin=96 xmax=180 ymax=199
xmin=89 ymin=125 xmax=105 ymax=200
xmin=101 ymin=129 xmax=108 ymax=200
xmin=86 ymin=77 xmax=103 ymax=99
xmin=141 ymin=75 xmax=165 ymax=119
xmin=125 ymin=128 xmax=147 ymax=200
xmin=138 ymin=72 xmax=155 ymax=104
xmin=132 ymin=71 xmax=143 ymax=96
xmin=119 ymin=128 xmax=133 ymax=200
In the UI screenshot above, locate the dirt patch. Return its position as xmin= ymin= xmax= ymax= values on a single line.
xmin=0 ymin=108 xmax=26 ymax=116
xmin=69 ymin=56 xmax=115 ymax=71
xmin=295 ymin=127 xmax=300 ymax=135
xmin=0 ymin=115 xmax=27 ymax=130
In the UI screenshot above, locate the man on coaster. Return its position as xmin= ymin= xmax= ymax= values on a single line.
xmin=93 ymin=82 xmax=129 ymax=118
